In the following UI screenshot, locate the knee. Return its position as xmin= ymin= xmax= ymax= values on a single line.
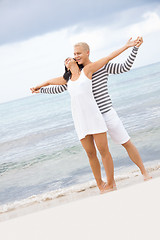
xmin=86 ymin=149 xmax=97 ymax=159
xmin=98 ymin=147 xmax=110 ymax=158
xmin=122 ymin=140 xmax=132 ymax=149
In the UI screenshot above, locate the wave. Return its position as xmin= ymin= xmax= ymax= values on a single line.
xmin=0 ymin=124 xmax=74 ymax=147
xmin=0 ymin=143 xmax=81 ymax=176
xmin=1 ymin=163 xmax=159 ymax=215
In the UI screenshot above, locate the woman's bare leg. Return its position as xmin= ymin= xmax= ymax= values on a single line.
xmin=93 ymin=132 xmax=115 ymax=191
xmin=80 ymin=135 xmax=106 ymax=191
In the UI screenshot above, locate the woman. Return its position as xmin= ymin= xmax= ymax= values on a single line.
xmin=31 ymin=39 xmax=139 ymax=193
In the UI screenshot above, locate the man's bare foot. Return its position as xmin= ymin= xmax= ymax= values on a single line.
xmin=143 ymin=172 xmax=152 ymax=181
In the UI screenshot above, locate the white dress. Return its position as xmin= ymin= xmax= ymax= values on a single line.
xmin=67 ymin=70 xmax=107 ymax=140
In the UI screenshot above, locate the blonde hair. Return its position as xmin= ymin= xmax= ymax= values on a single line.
xmin=74 ymin=42 xmax=90 ymax=52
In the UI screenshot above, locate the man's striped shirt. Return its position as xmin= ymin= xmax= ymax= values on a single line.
xmin=41 ymin=46 xmax=138 ymax=113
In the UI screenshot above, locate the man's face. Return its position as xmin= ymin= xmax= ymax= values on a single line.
xmin=74 ymin=46 xmax=89 ymax=65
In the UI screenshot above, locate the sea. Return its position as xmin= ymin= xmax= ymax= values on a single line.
xmin=0 ymin=62 xmax=160 ymax=216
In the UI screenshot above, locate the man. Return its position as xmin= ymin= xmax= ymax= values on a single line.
xmin=31 ymin=37 xmax=151 ymax=190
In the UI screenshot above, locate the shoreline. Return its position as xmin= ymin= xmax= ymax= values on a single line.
xmin=1 ymin=165 xmax=159 ymax=222
xmin=0 ymin=174 xmax=160 ymax=240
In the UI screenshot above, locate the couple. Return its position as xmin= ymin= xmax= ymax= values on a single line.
xmin=31 ymin=37 xmax=151 ymax=193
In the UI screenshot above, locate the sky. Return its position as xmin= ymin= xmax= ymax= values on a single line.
xmin=0 ymin=0 xmax=160 ymax=103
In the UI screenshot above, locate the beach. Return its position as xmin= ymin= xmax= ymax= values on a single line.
xmin=0 ymin=62 xmax=160 ymax=238
xmin=1 ymin=175 xmax=160 ymax=240
xmin=0 ymin=62 xmax=160 ymax=211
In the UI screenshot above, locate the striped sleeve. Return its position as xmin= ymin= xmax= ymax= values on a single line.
xmin=40 ymin=84 xmax=68 ymax=94
xmin=105 ymin=46 xmax=139 ymax=74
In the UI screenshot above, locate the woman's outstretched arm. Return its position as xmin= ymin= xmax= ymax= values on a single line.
xmin=85 ymin=37 xmax=140 ymax=77
xmin=30 ymin=76 xmax=67 ymax=93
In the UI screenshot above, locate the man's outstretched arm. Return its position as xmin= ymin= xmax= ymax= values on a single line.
xmin=105 ymin=46 xmax=139 ymax=74
xmin=104 ymin=36 xmax=143 ymax=74
xmin=40 ymin=84 xmax=68 ymax=94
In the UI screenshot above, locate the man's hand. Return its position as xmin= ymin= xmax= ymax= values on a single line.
xmin=30 ymin=87 xmax=40 ymax=93
xmin=136 ymin=36 xmax=143 ymax=47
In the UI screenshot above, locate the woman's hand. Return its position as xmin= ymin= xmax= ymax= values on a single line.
xmin=125 ymin=37 xmax=140 ymax=48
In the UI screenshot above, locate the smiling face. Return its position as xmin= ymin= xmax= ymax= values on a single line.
xmin=74 ymin=43 xmax=90 ymax=66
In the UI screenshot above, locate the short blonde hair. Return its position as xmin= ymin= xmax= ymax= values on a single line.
xmin=74 ymin=42 xmax=90 ymax=52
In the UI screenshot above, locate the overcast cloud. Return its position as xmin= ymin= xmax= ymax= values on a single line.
xmin=0 ymin=0 xmax=160 ymax=45
xmin=0 ymin=0 xmax=160 ymax=103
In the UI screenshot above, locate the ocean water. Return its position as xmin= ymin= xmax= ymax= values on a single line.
xmin=0 ymin=62 xmax=160 ymax=213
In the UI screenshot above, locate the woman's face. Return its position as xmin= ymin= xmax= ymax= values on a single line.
xmin=65 ymin=58 xmax=76 ymax=70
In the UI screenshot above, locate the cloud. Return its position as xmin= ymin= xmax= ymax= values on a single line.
xmin=0 ymin=0 xmax=159 ymax=45
xmin=0 ymin=28 xmax=74 ymax=103
xmin=69 ymin=10 xmax=160 ymax=53
xmin=0 ymin=5 xmax=160 ymax=104
xmin=129 ymin=12 xmax=160 ymax=36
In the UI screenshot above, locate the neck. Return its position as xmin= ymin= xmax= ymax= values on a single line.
xmin=82 ymin=58 xmax=92 ymax=67
xmin=70 ymin=65 xmax=81 ymax=76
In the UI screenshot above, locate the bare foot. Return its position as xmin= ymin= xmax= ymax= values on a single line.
xmin=113 ymin=180 xmax=117 ymax=188
xmin=143 ymin=172 xmax=152 ymax=181
xmin=100 ymin=183 xmax=117 ymax=194
xmin=98 ymin=181 xmax=107 ymax=192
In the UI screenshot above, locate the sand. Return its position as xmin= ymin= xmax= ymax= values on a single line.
xmin=0 ymin=176 xmax=160 ymax=240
